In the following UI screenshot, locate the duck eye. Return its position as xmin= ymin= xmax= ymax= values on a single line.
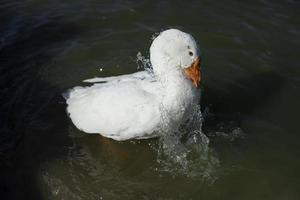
xmin=189 ymin=51 xmax=193 ymax=56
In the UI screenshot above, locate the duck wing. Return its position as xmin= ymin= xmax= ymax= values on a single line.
xmin=65 ymin=71 xmax=161 ymax=141
xmin=83 ymin=71 xmax=153 ymax=83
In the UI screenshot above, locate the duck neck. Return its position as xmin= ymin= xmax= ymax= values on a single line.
xmin=157 ymin=68 xmax=200 ymax=122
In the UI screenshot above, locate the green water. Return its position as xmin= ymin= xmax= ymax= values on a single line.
xmin=1 ymin=0 xmax=299 ymax=199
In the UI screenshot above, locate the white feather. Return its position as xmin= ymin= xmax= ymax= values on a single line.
xmin=65 ymin=29 xmax=201 ymax=141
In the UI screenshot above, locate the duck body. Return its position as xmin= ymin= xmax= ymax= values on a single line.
xmin=65 ymin=29 xmax=202 ymax=141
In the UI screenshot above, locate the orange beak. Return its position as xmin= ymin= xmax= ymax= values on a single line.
xmin=184 ymin=57 xmax=201 ymax=88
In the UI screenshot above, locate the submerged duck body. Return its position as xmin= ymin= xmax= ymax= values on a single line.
xmin=65 ymin=29 xmax=202 ymax=141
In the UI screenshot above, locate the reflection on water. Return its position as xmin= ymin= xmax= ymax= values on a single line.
xmin=40 ymin=105 xmax=222 ymax=199
xmin=1 ymin=0 xmax=300 ymax=199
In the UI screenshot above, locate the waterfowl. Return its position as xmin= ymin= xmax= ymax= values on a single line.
xmin=64 ymin=29 xmax=202 ymax=141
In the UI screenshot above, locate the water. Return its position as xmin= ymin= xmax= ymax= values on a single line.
xmin=1 ymin=0 xmax=299 ymax=199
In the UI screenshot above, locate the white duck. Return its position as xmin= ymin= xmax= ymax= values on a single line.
xmin=65 ymin=29 xmax=202 ymax=141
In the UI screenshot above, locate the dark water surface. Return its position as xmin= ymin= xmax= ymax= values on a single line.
xmin=1 ymin=0 xmax=299 ymax=199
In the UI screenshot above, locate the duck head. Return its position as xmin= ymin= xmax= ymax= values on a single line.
xmin=150 ymin=29 xmax=201 ymax=88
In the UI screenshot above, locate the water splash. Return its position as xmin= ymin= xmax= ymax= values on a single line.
xmin=154 ymin=105 xmax=220 ymax=184
xmin=136 ymin=52 xmax=152 ymax=72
